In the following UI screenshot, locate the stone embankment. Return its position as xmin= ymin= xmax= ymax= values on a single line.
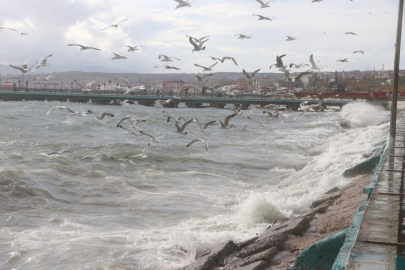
xmin=181 ymin=174 xmax=371 ymax=270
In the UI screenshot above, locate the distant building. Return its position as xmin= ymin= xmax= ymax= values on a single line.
xmin=237 ymin=78 xmax=249 ymax=91
xmin=163 ymin=80 xmax=185 ymax=91
xmin=258 ymin=78 xmax=275 ymax=89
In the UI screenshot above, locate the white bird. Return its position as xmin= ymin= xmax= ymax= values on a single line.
xmin=67 ymin=44 xmax=101 ymax=51
xmin=32 ymin=54 xmax=52 ymax=72
xmin=186 ymin=35 xmax=210 ymax=43
xmin=154 ymin=65 xmax=181 ymax=70
xmin=194 ymin=62 xmax=218 ymax=72
xmin=66 ymin=110 xmax=93 ymax=119
xmin=289 ymin=63 xmax=309 ymax=69
xmin=21 ymin=32 xmax=28 ymax=36
xmin=111 ymin=52 xmax=128 ymax=61
xmin=46 ymin=106 xmax=76 ymax=115
xmin=344 ymin=32 xmax=357 ymax=35
xmin=187 ymin=138 xmax=208 ymax=151
xmin=189 ymin=36 xmax=208 ymax=52
xmin=75 ymin=80 xmax=94 ymax=92
xmin=46 ymin=150 xmax=73 ymax=156
xmin=82 ymin=153 xmax=108 ymax=160
xmin=116 ymin=115 xmax=140 ymax=127
xmin=353 ymin=50 xmax=364 ymax=54
xmin=337 ymin=58 xmax=349 ymax=62
xmin=34 ymin=75 xmax=52 ymax=81
xmin=121 ymin=45 xmax=144 ymax=52
xmin=218 ymin=57 xmax=238 ymax=66
xmin=269 ymin=54 xmax=287 ymax=70
xmin=154 ymin=99 xmax=178 ymax=107
xmin=117 ymin=99 xmax=131 ymax=106
xmin=139 ymin=130 xmax=161 ymax=143
xmin=286 ymin=35 xmax=296 ymax=41
xmin=309 ymin=55 xmax=320 ymax=70
xmin=194 ymin=74 xmax=210 ymax=82
xmin=220 ymin=113 xmax=237 ymax=129
xmin=300 ymin=104 xmax=325 ymax=115
xmin=0 ymin=27 xmax=18 ymax=31
xmin=252 ymin=14 xmax=272 ymax=21
xmin=130 ymin=143 xmax=150 ymax=158
xmin=235 ymin=34 xmax=251 ymax=39
xmin=243 ymin=69 xmax=261 ymax=80
xmin=102 ymin=18 xmax=129 ymax=31
xmin=174 ymin=0 xmax=192 ymax=9
xmin=246 ymin=115 xmax=267 ymax=127
xmin=9 ymin=60 xmax=31 ymax=73
xmin=93 ymin=112 xmax=115 ymax=120
xmin=175 ymin=118 xmax=195 ymax=135
xmin=312 ymin=0 xmax=322 ymax=3
xmin=296 ymin=71 xmax=316 ymax=81
xmin=117 ymin=124 xmax=140 ymax=136
xmin=194 ymin=119 xmax=217 ymax=133
xmin=159 ymin=54 xmax=181 ymax=62
xmin=256 ymin=0 xmax=272 ymax=8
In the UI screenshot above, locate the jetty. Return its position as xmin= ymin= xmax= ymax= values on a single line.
xmin=0 ymin=90 xmax=389 ymax=110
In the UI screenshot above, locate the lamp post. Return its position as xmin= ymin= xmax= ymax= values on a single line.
xmin=103 ymin=82 xmax=106 ymax=95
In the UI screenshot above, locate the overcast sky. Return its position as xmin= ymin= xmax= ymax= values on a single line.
xmin=0 ymin=0 xmax=401 ymax=75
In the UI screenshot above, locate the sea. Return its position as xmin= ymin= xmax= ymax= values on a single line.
xmin=0 ymin=100 xmax=390 ymax=270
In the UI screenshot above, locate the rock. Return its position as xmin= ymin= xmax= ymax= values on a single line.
xmin=224 ymin=247 xmax=279 ymax=270
xmin=196 ymin=240 xmax=239 ymax=265
xmin=324 ymin=186 xmax=339 ymax=194
xmin=182 ymin=257 xmax=216 ymax=270
xmin=343 ymin=155 xmax=380 ymax=178
xmin=311 ymin=190 xmax=342 ymax=208
xmin=235 ymin=237 xmax=258 ymax=250
xmin=237 ymin=233 xmax=287 ymax=258
xmin=259 ymin=217 xmax=310 ymax=239
xmin=302 ymin=200 xmax=334 ymax=221
xmin=233 ymin=260 xmax=269 ymax=270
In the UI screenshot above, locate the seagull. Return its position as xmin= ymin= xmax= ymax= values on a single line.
xmin=102 ymin=18 xmax=129 ymax=31
xmin=187 ymin=138 xmax=208 ymax=151
xmin=129 ymin=143 xmax=150 ymax=158
xmin=9 ymin=59 xmax=31 ymax=73
xmin=300 ymin=104 xmax=325 ymax=115
xmin=252 ymin=14 xmax=272 ymax=21
xmin=21 ymin=33 xmax=28 ymax=36
xmin=117 ymin=124 xmax=140 ymax=136
xmin=154 ymin=65 xmax=181 ymax=70
xmin=174 ymin=0 xmax=192 ymax=9
xmin=34 ymin=76 xmax=52 ymax=81
xmin=218 ymin=57 xmax=238 ymax=66
xmin=111 ymin=52 xmax=128 ymax=61
xmin=235 ymin=34 xmax=251 ymax=39
xmin=296 ymin=71 xmax=316 ymax=81
xmin=159 ymin=54 xmax=181 ymax=62
xmin=194 ymin=119 xmax=217 ymax=133
xmin=189 ymin=36 xmax=208 ymax=52
xmin=110 ymin=156 xmax=136 ymax=165
xmin=194 ymin=74 xmax=210 ymax=82
xmin=258 ymin=104 xmax=279 ymax=110
xmin=121 ymin=45 xmax=144 ymax=52
xmin=66 ymin=110 xmax=93 ymax=118
xmin=220 ymin=113 xmax=237 ymax=129
xmin=286 ymin=35 xmax=296 ymax=41
xmin=312 ymin=0 xmax=322 ymax=3
xmin=243 ymin=68 xmax=261 ymax=80
xmin=337 ymin=58 xmax=349 ymax=62
xmin=32 ymin=54 xmax=52 ymax=72
xmin=186 ymin=35 xmax=210 ymax=43
xmin=75 ymin=80 xmax=94 ymax=92
xmin=94 ymin=112 xmax=115 ymax=120
xmin=344 ymin=32 xmax=357 ymax=35
xmin=246 ymin=115 xmax=267 ymax=127
xmin=284 ymin=70 xmax=293 ymax=81
xmin=67 ymin=44 xmax=101 ymax=51
xmin=309 ymin=55 xmax=320 ymax=70
xmin=116 ymin=115 xmax=140 ymax=128
xmin=82 ymin=153 xmax=108 ymax=160
xmin=289 ymin=63 xmax=309 ymax=69
xmin=154 ymin=99 xmax=178 ymax=107
xmin=117 ymin=99 xmax=131 ymax=106
xmin=175 ymin=118 xmax=195 ymax=135
xmin=256 ymin=0 xmax=272 ymax=8
xmin=46 ymin=150 xmax=73 ymax=156
xmin=353 ymin=50 xmax=364 ymax=54
xmin=0 ymin=27 xmax=18 ymax=31
xmin=46 ymin=106 xmax=76 ymax=115
xmin=194 ymin=62 xmax=218 ymax=72
xmin=139 ymin=130 xmax=161 ymax=143
xmin=269 ymin=54 xmax=287 ymax=70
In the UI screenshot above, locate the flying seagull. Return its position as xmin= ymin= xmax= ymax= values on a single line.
xmin=9 ymin=58 xmax=31 ymax=73
xmin=353 ymin=50 xmax=364 ymax=54
xmin=154 ymin=65 xmax=181 ymax=70
xmin=159 ymin=54 xmax=181 ymax=62
xmin=0 ymin=27 xmax=18 ymax=31
xmin=235 ymin=34 xmax=251 ymax=39
xmin=256 ymin=0 xmax=272 ymax=8
xmin=174 ymin=0 xmax=192 ymax=9
xmin=21 ymin=33 xmax=28 ymax=36
xmin=194 ymin=119 xmax=217 ymax=133
xmin=243 ymin=68 xmax=261 ymax=80
xmin=187 ymin=138 xmax=208 ymax=151
xmin=46 ymin=106 xmax=76 ymax=115
xmin=309 ymin=55 xmax=320 ymax=70
xmin=121 ymin=45 xmax=144 ymax=52
xmin=102 ymin=18 xmax=129 ymax=31
xmin=129 ymin=143 xmax=150 ymax=158
xmin=111 ymin=52 xmax=128 ymax=61
xmin=46 ymin=150 xmax=73 ymax=156
xmin=194 ymin=62 xmax=218 ymax=72
xmin=220 ymin=113 xmax=237 ymax=129
xmin=286 ymin=35 xmax=296 ymax=41
xmin=175 ymin=118 xmax=195 ymax=135
xmin=337 ymin=58 xmax=349 ymax=62
xmin=269 ymin=54 xmax=287 ymax=70
xmin=344 ymin=32 xmax=357 ymax=35
xmin=82 ymin=153 xmax=108 ymax=160
xmin=186 ymin=35 xmax=210 ymax=43
xmin=252 ymin=14 xmax=272 ymax=21
xmin=67 ymin=44 xmax=101 ymax=51
xmin=32 ymin=54 xmax=52 ymax=72
xmin=189 ymin=36 xmax=208 ymax=52
xmin=93 ymin=112 xmax=115 ymax=120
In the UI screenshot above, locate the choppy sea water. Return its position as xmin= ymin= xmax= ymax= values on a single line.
xmin=0 ymin=100 xmax=390 ymax=270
